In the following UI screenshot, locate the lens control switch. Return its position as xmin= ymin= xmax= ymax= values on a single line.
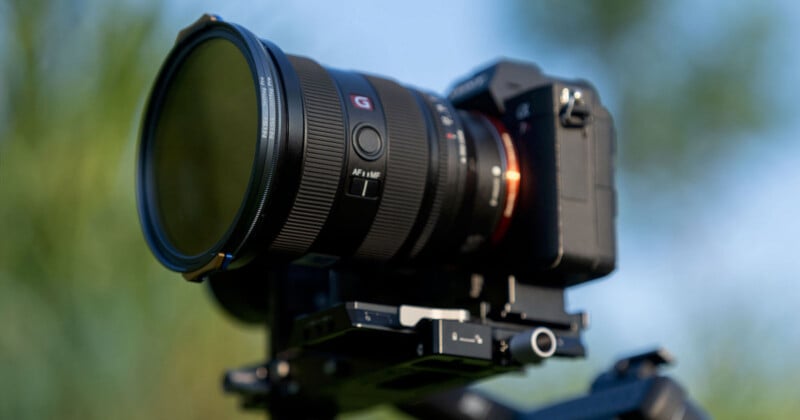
xmin=348 ymin=177 xmax=381 ymax=198
xmin=354 ymin=125 xmax=383 ymax=160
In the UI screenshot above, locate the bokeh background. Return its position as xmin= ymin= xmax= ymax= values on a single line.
xmin=1 ymin=0 xmax=798 ymax=418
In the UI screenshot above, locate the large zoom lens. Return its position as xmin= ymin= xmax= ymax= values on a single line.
xmin=138 ymin=17 xmax=520 ymax=280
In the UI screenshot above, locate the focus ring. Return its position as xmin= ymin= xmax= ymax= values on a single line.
xmin=356 ymin=76 xmax=429 ymax=260
xmin=269 ymin=56 xmax=345 ymax=254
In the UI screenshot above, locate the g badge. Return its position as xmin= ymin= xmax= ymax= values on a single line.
xmin=350 ymin=94 xmax=374 ymax=111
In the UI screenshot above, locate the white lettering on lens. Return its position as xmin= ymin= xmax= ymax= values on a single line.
xmin=457 ymin=130 xmax=467 ymax=164
xmin=490 ymin=165 xmax=501 ymax=207
xmin=266 ymin=76 xmax=276 ymax=142
xmin=351 ymin=94 xmax=373 ymax=111
xmin=260 ymin=77 xmax=269 ymax=140
xmin=352 ymin=168 xmax=381 ymax=179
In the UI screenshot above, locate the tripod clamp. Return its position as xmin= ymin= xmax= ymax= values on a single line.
xmin=220 ymin=273 xmax=707 ymax=419
xmin=224 ymin=300 xmax=586 ymax=414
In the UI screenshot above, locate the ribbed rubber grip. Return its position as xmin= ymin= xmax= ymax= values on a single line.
xmin=269 ymin=56 xmax=345 ymax=254
xmin=355 ymin=76 xmax=429 ymax=260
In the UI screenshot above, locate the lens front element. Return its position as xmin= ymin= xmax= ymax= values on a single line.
xmin=150 ymin=37 xmax=258 ymax=257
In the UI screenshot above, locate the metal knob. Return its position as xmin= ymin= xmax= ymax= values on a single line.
xmin=509 ymin=327 xmax=557 ymax=364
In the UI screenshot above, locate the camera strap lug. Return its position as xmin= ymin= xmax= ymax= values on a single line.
xmin=559 ymin=87 xmax=591 ymax=127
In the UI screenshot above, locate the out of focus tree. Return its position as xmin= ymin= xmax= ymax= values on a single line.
xmin=509 ymin=1 xmax=776 ymax=181
xmin=506 ymin=1 xmax=799 ymax=418
xmin=0 ymin=1 xmax=262 ymax=418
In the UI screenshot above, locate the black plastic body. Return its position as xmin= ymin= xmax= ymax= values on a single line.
xmin=449 ymin=62 xmax=616 ymax=286
xmin=501 ymin=84 xmax=616 ymax=285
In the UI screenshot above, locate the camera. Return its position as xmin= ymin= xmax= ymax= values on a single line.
xmin=137 ymin=15 xmax=616 ymax=287
xmin=136 ymin=14 xmax=619 ymax=415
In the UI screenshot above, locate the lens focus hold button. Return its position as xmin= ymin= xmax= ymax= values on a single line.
xmin=354 ymin=125 xmax=383 ymax=160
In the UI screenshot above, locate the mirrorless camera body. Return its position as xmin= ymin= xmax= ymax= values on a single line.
xmin=447 ymin=60 xmax=616 ymax=287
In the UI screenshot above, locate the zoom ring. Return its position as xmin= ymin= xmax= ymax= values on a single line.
xmin=355 ymin=76 xmax=430 ymax=260
xmin=269 ymin=56 xmax=345 ymax=254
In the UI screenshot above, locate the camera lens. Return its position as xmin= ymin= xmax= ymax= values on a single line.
xmin=137 ymin=18 xmax=518 ymax=279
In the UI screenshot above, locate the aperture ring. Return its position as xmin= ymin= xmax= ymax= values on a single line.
xmin=355 ymin=76 xmax=429 ymax=260
xmin=269 ymin=56 xmax=346 ymax=254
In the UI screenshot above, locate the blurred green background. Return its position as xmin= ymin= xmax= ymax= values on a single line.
xmin=1 ymin=0 xmax=798 ymax=418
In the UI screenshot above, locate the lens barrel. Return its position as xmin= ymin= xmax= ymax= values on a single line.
xmin=137 ymin=17 xmax=518 ymax=280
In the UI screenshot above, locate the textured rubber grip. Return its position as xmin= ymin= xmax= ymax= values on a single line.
xmin=355 ymin=76 xmax=429 ymax=260
xmin=269 ymin=56 xmax=345 ymax=254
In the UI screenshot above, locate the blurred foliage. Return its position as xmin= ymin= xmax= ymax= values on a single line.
xmin=510 ymin=1 xmax=778 ymax=182
xmin=0 ymin=1 xmax=262 ymax=418
xmin=690 ymin=314 xmax=800 ymax=419
xmin=508 ymin=1 xmax=797 ymax=418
